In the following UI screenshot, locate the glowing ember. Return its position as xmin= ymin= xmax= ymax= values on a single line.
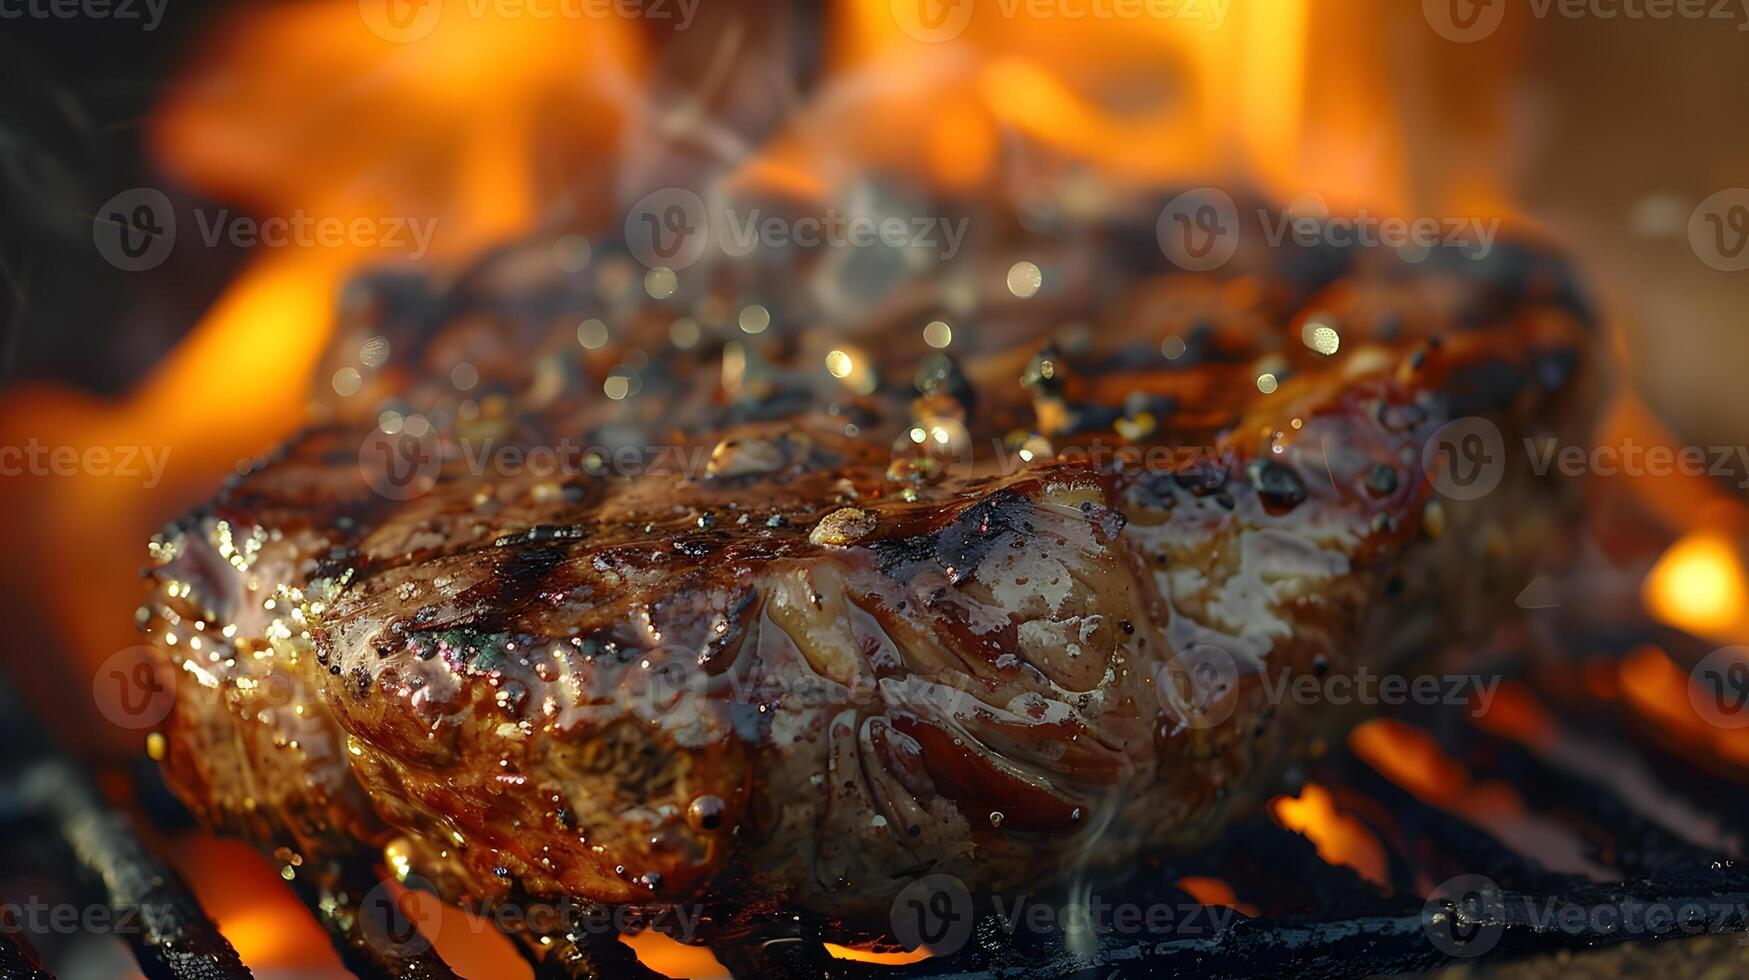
xmin=620 ymin=931 xmax=730 ymax=979
xmin=1350 ymin=719 xmax=1507 ymax=812
xmin=1467 ymin=681 xmax=1555 ymax=746
xmin=392 ymin=889 xmax=532 ymax=979
xmin=172 ymin=837 xmax=344 ymax=975
xmin=1620 ymin=645 xmax=1749 ymax=769
xmin=1174 ymin=877 xmax=1259 ymax=918
xmin=824 ymin=942 xmax=935 ymax=966
xmin=1644 ymin=531 xmax=1749 ymax=640
xmin=1269 ymin=783 xmax=1389 ymax=888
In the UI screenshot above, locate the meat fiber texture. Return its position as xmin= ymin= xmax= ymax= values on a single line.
xmin=143 ymin=213 xmax=1602 ymax=944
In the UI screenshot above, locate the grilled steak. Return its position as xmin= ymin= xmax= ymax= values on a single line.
xmin=142 ymin=209 xmax=1601 ymax=946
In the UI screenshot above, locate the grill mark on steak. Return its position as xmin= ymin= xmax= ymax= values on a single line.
xmin=870 ymin=486 xmax=1040 ymax=583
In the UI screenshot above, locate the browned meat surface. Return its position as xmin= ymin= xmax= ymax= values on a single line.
xmin=141 ymin=207 xmax=1602 ymax=945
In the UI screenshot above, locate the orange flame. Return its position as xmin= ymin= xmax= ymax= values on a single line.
xmin=149 ymin=0 xmax=643 ymax=247
xmin=0 ymin=0 xmax=649 ymax=737
xmin=1269 ymin=783 xmax=1389 ymax=888
xmin=1619 ymin=645 xmax=1749 ymax=770
xmin=825 ymin=942 xmax=935 ymax=966
xmin=1174 ymin=876 xmax=1259 ymax=918
xmin=1468 ymin=681 xmax=1555 ymax=747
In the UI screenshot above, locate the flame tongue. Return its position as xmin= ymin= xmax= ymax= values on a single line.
xmin=149 ymin=0 xmax=646 ymax=251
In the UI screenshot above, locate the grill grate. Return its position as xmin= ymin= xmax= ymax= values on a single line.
xmin=17 ymin=759 xmax=252 ymax=980
xmin=5 ymin=625 xmax=1748 ymax=980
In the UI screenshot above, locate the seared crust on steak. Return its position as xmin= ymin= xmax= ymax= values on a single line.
xmin=143 ymin=217 xmax=1600 ymax=942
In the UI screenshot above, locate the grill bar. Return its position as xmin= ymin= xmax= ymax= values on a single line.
xmin=534 ymin=935 xmax=671 ymax=980
xmin=708 ymin=935 xmax=850 ymax=980
xmin=6 ymin=641 xmax=1749 ymax=977
xmin=1468 ymin=732 xmax=1728 ymax=877
xmin=285 ymin=865 xmax=460 ymax=980
xmin=17 ymin=760 xmax=253 ymax=980
xmin=1333 ymin=753 xmax=1582 ymax=894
